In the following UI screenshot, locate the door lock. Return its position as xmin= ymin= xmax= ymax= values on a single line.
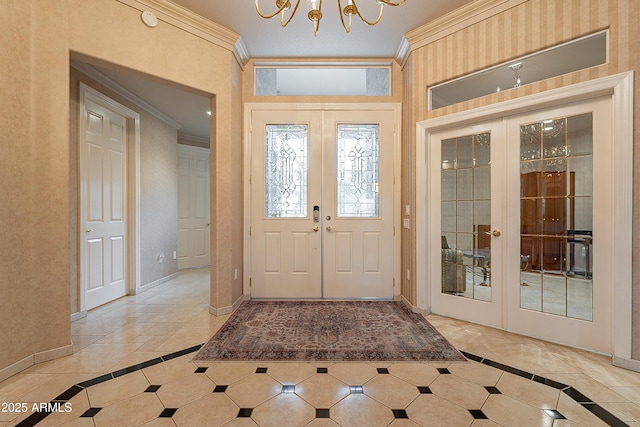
xmin=313 ymin=226 xmax=319 ymax=232
xmin=485 ymin=230 xmax=501 ymax=237
xmin=326 ymin=226 xmax=332 ymax=232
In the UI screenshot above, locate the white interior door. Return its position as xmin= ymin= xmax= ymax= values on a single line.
xmin=250 ymin=108 xmax=396 ymax=299
xmin=177 ymin=144 xmax=210 ymax=269
xmin=427 ymin=97 xmax=613 ymax=353
xmin=80 ymin=96 xmax=128 ymax=310
xmin=504 ymin=97 xmax=612 ymax=353
xmin=429 ymin=120 xmax=505 ymax=328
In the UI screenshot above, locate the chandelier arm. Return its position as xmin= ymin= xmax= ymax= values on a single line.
xmin=351 ymin=0 xmax=384 ymax=26
xmin=338 ymin=0 xmax=353 ymax=33
xmin=280 ymin=0 xmax=302 ymax=27
xmin=377 ymin=0 xmax=406 ymax=5
xmin=255 ymin=0 xmax=296 ymax=20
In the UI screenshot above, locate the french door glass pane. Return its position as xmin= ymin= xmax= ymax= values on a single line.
xmin=336 ymin=124 xmax=379 ymax=217
xmin=441 ymin=132 xmax=491 ymax=301
xmin=265 ymin=125 xmax=308 ymax=218
xmin=519 ymin=113 xmax=593 ymax=321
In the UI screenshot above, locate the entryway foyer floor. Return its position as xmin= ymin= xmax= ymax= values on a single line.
xmin=1 ymin=268 xmax=638 ymax=426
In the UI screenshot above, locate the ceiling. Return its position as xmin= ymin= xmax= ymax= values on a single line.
xmin=80 ymin=0 xmax=475 ymax=141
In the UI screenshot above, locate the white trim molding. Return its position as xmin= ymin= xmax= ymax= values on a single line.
xmin=415 ymin=72 xmax=634 ymax=362
xmin=209 ymin=294 xmax=245 ymax=316
xmin=132 ymin=272 xmax=180 ymax=295
xmin=0 ymin=344 xmax=74 ymax=383
xmin=72 ymin=61 xmax=183 ymax=130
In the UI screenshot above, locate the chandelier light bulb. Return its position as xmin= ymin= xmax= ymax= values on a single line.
xmin=255 ymin=0 xmax=406 ymax=35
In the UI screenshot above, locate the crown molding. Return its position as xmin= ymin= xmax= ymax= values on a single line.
xmin=72 ymin=61 xmax=183 ymax=130
xmin=394 ymin=37 xmax=411 ymax=69
xmin=178 ymin=132 xmax=210 ymax=147
xmin=116 ymin=0 xmax=248 ymax=67
xmin=234 ymin=37 xmax=251 ymax=70
xmin=405 ymin=0 xmax=527 ymax=52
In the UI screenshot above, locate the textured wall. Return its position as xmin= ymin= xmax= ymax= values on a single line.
xmin=0 ymin=0 xmax=240 ymax=374
xmin=402 ymin=0 xmax=639 ymax=355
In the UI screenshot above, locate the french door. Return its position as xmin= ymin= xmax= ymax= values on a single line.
xmin=428 ymin=97 xmax=613 ymax=353
xmin=250 ymin=109 xmax=396 ymax=299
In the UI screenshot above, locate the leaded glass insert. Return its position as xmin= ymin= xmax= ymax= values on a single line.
xmin=336 ymin=124 xmax=379 ymax=217
xmin=265 ymin=125 xmax=308 ymax=218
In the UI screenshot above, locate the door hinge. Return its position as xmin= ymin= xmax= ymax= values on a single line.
xmin=393 ymin=278 xmax=396 ymax=288
xmin=249 ymin=175 xmax=252 ymax=185
xmin=249 ymin=278 xmax=252 ymax=288
xmin=249 ymin=226 xmax=252 ymax=236
xmin=393 ymin=226 xmax=396 ymax=236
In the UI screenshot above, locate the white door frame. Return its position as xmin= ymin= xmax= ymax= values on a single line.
xmin=79 ymin=83 xmax=141 ymax=310
xmin=416 ymin=72 xmax=633 ymax=361
xmin=243 ymin=102 xmax=402 ymax=299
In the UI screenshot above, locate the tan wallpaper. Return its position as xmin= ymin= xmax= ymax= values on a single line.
xmin=402 ymin=0 xmax=640 ymax=355
xmin=0 ymin=0 xmax=242 ymax=373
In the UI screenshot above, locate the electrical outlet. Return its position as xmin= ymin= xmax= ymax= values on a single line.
xmin=173 ymin=251 xmax=177 ymax=260
xmin=234 ymin=269 xmax=238 ymax=280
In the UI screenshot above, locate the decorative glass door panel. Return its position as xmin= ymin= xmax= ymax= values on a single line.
xmin=265 ymin=125 xmax=308 ymax=218
xmin=336 ymin=124 xmax=379 ymax=218
xmin=441 ymin=132 xmax=492 ymax=302
xmin=429 ymin=120 xmax=504 ymax=329
xmin=251 ymin=109 xmax=396 ymax=299
xmin=519 ymin=113 xmax=593 ymax=320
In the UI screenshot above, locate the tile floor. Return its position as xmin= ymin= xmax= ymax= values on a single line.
xmin=1 ymin=268 xmax=639 ymax=426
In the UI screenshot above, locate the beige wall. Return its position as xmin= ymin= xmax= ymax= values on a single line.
xmin=0 ymin=0 xmax=242 ymax=373
xmin=402 ymin=0 xmax=640 ymax=356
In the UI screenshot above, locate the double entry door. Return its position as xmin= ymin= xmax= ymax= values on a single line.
xmin=250 ymin=109 xmax=396 ymax=299
xmin=428 ymin=97 xmax=613 ymax=353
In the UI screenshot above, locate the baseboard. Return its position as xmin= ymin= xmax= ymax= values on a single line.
xmin=34 ymin=344 xmax=73 ymax=364
xmin=209 ymin=294 xmax=245 ymax=316
xmin=71 ymin=311 xmax=87 ymax=322
xmin=0 ymin=343 xmax=74 ymax=383
xmin=613 ymin=355 xmax=640 ymax=373
xmin=132 ymin=272 xmax=179 ymax=295
xmin=400 ymin=295 xmax=430 ymax=316
xmin=0 ymin=355 xmax=33 ymax=383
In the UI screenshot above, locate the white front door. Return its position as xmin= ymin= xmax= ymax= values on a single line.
xmin=250 ymin=108 xmax=396 ymax=299
xmin=427 ymin=97 xmax=613 ymax=353
xmin=80 ymin=95 xmax=128 ymax=310
xmin=177 ymin=144 xmax=210 ymax=269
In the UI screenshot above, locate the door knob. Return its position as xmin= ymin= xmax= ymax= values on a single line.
xmin=313 ymin=226 xmax=319 ymax=232
xmin=85 ymin=229 xmax=93 ymax=233
xmin=326 ymin=226 xmax=332 ymax=232
xmin=206 ymin=223 xmax=210 ymax=227
xmin=485 ymin=230 xmax=501 ymax=237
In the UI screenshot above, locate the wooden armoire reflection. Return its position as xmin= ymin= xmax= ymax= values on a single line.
xmin=521 ymin=171 xmax=575 ymax=271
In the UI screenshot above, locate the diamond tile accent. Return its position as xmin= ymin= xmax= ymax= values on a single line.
xmin=485 ymin=386 xmax=501 ymax=394
xmin=317 ymin=367 xmax=328 ymax=374
xmin=316 ymin=408 xmax=330 ymax=418
xmin=194 ymin=367 xmax=208 ymax=373
xmin=282 ymin=385 xmax=295 ymax=393
xmin=437 ymin=368 xmax=450 ymax=374
xmin=392 ymin=409 xmax=409 ymax=418
xmin=349 ymin=386 xmax=364 ymax=394
xmin=145 ymin=385 xmax=161 ymax=393
xmin=377 ymin=368 xmax=390 ymax=374
xmin=237 ymin=408 xmax=253 ymax=417
xmin=469 ymin=409 xmax=488 ymax=419
xmin=213 ymin=385 xmax=228 ymax=393
xmin=159 ymin=408 xmax=178 ymax=418
xmin=80 ymin=407 xmax=102 ymax=417
xmin=417 ymin=386 xmax=432 ymax=394
xmin=255 ymin=367 xmax=268 ymax=374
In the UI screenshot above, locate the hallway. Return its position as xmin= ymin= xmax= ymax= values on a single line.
xmin=1 ymin=269 xmax=638 ymax=426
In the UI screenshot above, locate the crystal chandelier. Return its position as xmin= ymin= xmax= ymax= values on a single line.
xmin=255 ymin=0 xmax=407 ymax=36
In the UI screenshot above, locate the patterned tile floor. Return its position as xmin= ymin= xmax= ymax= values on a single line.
xmin=1 ymin=268 xmax=639 ymax=426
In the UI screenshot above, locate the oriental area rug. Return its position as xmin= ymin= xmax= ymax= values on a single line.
xmin=194 ymin=300 xmax=466 ymax=362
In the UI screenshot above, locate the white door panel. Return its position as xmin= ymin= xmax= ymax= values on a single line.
xmin=177 ymin=145 xmax=210 ymax=269
xmin=81 ymin=98 xmax=128 ymax=310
